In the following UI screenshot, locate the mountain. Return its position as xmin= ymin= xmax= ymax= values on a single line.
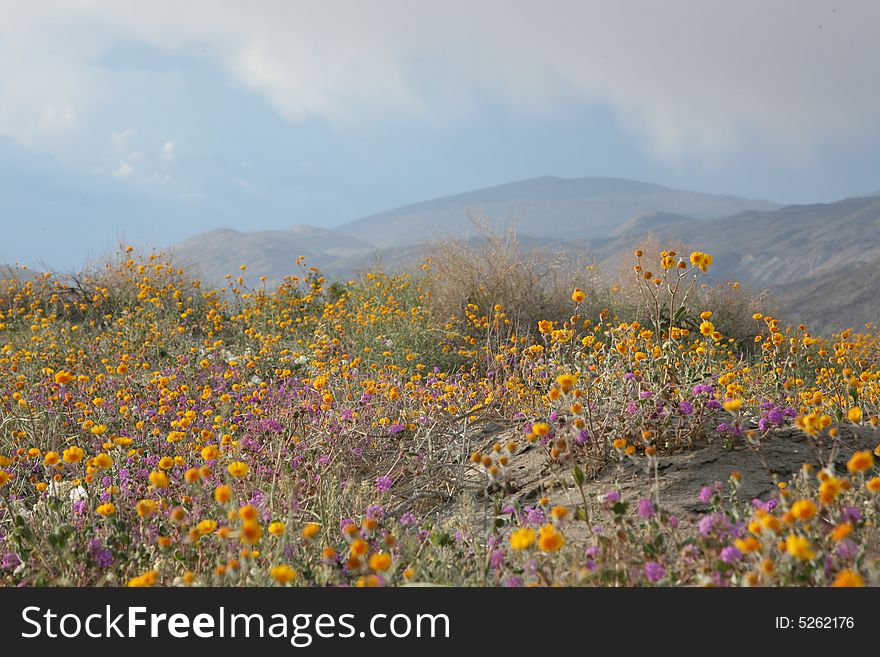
xmin=588 ymin=196 xmax=880 ymax=332
xmin=171 ymin=225 xmax=377 ymax=288
xmin=172 ymin=176 xmax=777 ymax=286
xmin=773 ymin=261 xmax=880 ymax=332
xmin=169 ymin=180 xmax=880 ymax=334
xmin=601 ymin=196 xmax=880 ymax=288
xmin=337 ymin=176 xmax=778 ymax=247
xmin=609 ymin=211 xmax=702 ymax=239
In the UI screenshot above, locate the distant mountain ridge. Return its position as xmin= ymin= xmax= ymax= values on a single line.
xmin=171 ymin=177 xmax=880 ymax=333
xmin=582 ymin=195 xmax=880 ymax=332
xmin=616 ymin=196 xmax=880 ymax=288
xmin=337 ymin=176 xmax=778 ymax=247
xmin=173 ymin=175 xmax=779 ymax=286
xmin=173 ymin=225 xmax=377 ymax=287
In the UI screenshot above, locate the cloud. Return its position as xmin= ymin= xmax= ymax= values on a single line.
xmin=162 ymin=141 xmax=174 ymax=160
xmin=1 ymin=1 xmax=879 ymax=163
xmin=110 ymin=129 xmax=134 ymax=147
xmin=113 ymin=159 xmax=134 ymax=177
xmin=38 ymin=106 xmax=76 ymax=133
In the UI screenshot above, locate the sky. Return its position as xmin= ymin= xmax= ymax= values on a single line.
xmin=1 ymin=0 xmax=879 ymax=270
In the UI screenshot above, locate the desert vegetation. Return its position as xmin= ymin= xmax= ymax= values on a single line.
xmin=0 ymin=242 xmax=878 ymax=587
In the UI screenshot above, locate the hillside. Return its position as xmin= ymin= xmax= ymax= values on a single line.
xmin=773 ymin=261 xmax=880 ymax=332
xmin=172 ymin=176 xmax=777 ymax=285
xmin=171 ymin=225 xmax=378 ymax=287
xmin=170 ymin=183 xmax=880 ymax=333
xmin=337 ymin=176 xmax=778 ymax=247
xmin=592 ymin=196 xmax=880 ymax=331
xmin=692 ymin=197 xmax=880 ymax=288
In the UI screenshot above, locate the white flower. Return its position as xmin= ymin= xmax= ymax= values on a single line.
xmin=68 ymin=485 xmax=88 ymax=502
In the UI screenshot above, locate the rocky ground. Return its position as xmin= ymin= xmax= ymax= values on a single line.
xmin=445 ymin=421 xmax=879 ymax=542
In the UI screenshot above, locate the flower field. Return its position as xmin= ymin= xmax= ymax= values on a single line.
xmin=0 ymin=246 xmax=878 ymax=587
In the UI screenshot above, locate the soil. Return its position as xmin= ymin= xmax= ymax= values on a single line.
xmin=448 ymin=422 xmax=879 ymax=537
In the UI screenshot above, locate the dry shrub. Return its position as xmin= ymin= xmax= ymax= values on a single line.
xmin=610 ymin=232 xmax=778 ymax=347
xmin=606 ymin=231 xmax=691 ymax=315
xmin=424 ymin=221 xmax=604 ymax=333
xmin=698 ymin=281 xmax=777 ymax=346
xmin=1 ymin=245 xmax=203 ymax=332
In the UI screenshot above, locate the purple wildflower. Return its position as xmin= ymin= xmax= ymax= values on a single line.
xmin=720 ymin=546 xmax=742 ymax=563
xmin=699 ymin=486 xmax=715 ymax=504
xmin=842 ymin=507 xmax=861 ymax=524
xmin=838 ymin=539 xmax=858 ymax=560
xmin=525 ymin=506 xmax=546 ymax=525
xmin=644 ymin=561 xmax=665 ymax=583
xmin=603 ymin=490 xmax=621 ymax=505
xmin=1 ymin=552 xmax=21 ymax=570
xmin=698 ymin=513 xmax=725 ymax=536
xmin=88 ymin=539 xmax=113 ymax=567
